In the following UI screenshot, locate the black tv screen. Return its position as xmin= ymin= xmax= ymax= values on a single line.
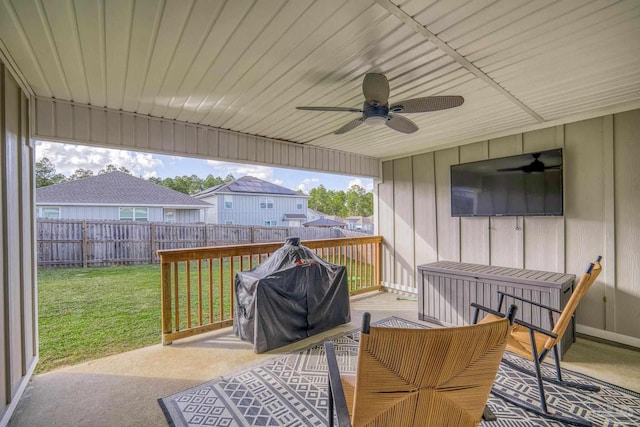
xmin=451 ymin=149 xmax=563 ymax=217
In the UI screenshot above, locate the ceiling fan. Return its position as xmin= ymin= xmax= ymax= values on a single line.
xmin=296 ymin=73 xmax=464 ymax=134
xmin=497 ymin=153 xmax=562 ymax=174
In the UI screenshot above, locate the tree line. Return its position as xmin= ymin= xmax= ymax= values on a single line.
xmin=35 ymin=157 xmax=373 ymax=217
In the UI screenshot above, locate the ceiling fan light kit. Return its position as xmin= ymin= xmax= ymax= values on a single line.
xmin=296 ymin=73 xmax=464 ymax=135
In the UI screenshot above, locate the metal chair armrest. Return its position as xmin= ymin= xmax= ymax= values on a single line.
xmin=497 ymin=291 xmax=563 ymax=315
xmin=513 ymin=318 xmax=558 ymax=339
xmin=324 ymin=342 xmax=352 ymax=427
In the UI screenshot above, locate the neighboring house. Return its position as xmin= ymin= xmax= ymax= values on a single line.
xmin=303 ymin=217 xmax=346 ymax=228
xmin=194 ymin=176 xmax=308 ymax=227
xmin=36 ymin=171 xmax=211 ymax=223
xmin=345 ymin=216 xmax=374 ymax=233
xmin=307 ymin=208 xmax=344 ymax=224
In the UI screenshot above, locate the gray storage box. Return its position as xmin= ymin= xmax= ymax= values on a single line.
xmin=417 ymin=261 xmax=575 ymax=359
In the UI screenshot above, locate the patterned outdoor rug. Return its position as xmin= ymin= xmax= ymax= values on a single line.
xmin=159 ymin=317 xmax=640 ymax=426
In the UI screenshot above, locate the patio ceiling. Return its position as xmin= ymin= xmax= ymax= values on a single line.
xmin=1 ymin=0 xmax=639 ymax=160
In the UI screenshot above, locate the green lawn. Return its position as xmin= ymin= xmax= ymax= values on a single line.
xmin=37 ymin=259 xmax=376 ymax=374
xmin=37 ymin=264 xmax=162 ymax=373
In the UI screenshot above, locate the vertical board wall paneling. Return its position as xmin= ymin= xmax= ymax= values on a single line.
xmin=459 ymin=141 xmax=490 ymax=265
xmin=434 ymin=148 xmax=460 ymax=262
xmin=613 ymin=109 xmax=640 ymax=337
xmin=0 ymin=59 xmax=7 ymax=419
xmin=378 ymin=161 xmax=395 ymax=286
xmin=20 ymin=92 xmax=35 ymax=371
xmin=564 ymin=117 xmax=606 ymax=330
xmin=412 ymin=153 xmax=437 ymax=269
xmin=522 ymin=126 xmax=565 ymax=272
xmin=392 ymin=157 xmax=415 ymax=288
xmin=4 ymin=66 xmax=23 ymax=396
xmin=488 ymin=134 xmax=524 ymax=268
xmin=602 ymin=115 xmax=615 ymax=332
xmin=1 ymin=60 xmax=38 ymax=426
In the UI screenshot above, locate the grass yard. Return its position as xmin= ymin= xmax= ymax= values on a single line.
xmin=37 ymin=264 xmax=163 ymax=373
xmin=37 ymin=256 xmax=376 ymax=374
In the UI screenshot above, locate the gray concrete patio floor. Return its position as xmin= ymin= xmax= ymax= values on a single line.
xmin=8 ymin=291 xmax=640 ymax=427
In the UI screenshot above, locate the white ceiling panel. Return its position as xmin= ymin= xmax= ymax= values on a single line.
xmin=1 ymin=0 xmax=639 ymax=163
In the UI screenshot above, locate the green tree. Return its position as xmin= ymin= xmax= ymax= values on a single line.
xmin=358 ymin=191 xmax=373 ymax=217
xmin=308 ymin=185 xmax=330 ymax=213
xmin=202 ymin=174 xmax=225 ymax=189
xmin=99 ymin=164 xmax=131 ymax=174
xmin=68 ymin=168 xmax=94 ymax=181
xmin=35 ymin=157 xmax=66 ymax=187
xmin=224 ymin=173 xmax=235 ymax=183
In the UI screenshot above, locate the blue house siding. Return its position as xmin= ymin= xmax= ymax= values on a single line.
xmin=200 ymin=193 xmax=307 ymax=226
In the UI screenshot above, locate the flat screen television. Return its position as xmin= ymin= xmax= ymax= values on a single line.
xmin=450 ymin=149 xmax=563 ymax=217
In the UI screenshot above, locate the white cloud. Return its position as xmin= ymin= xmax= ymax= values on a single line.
xmin=295 ymin=178 xmax=320 ymax=193
xmin=205 ymin=160 xmax=276 ymax=181
xmin=347 ymin=178 xmax=374 ymax=192
xmin=35 ymin=141 xmax=163 ymax=177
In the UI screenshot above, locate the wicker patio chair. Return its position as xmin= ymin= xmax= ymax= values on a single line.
xmin=324 ymin=306 xmax=516 ymax=427
xmin=472 ymin=256 xmax=603 ymax=427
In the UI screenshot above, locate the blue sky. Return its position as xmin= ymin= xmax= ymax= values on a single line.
xmin=35 ymin=141 xmax=373 ymax=193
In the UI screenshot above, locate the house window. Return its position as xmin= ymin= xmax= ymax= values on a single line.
xmin=224 ymin=220 xmax=233 ymax=225
xmin=296 ymin=199 xmax=303 ymax=210
xmin=260 ymin=197 xmax=274 ymax=209
xmin=264 ymin=220 xmax=277 ymax=226
xmin=37 ymin=207 xmax=60 ymax=219
xmin=224 ymin=195 xmax=233 ymax=209
xmin=164 ymin=211 xmax=175 ymax=223
xmin=119 ymin=207 xmax=148 ymax=222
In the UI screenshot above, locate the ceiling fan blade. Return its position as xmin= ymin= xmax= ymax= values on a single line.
xmin=390 ymin=96 xmax=464 ymax=113
xmin=386 ymin=114 xmax=418 ymax=134
xmin=296 ymin=106 xmax=362 ymax=113
xmin=362 ymin=73 xmax=390 ymax=105
xmin=496 ymin=166 xmax=525 ymax=172
xmin=335 ymin=118 xmax=364 ymax=134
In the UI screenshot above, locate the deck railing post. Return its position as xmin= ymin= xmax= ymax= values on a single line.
xmin=160 ymin=256 xmax=173 ymax=345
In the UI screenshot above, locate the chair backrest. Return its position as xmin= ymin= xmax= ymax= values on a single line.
xmin=544 ymin=256 xmax=603 ymax=351
xmin=350 ymin=318 xmax=511 ymax=427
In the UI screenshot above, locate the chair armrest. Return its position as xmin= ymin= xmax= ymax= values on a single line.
xmin=497 ymin=291 xmax=563 ymax=315
xmin=471 ymin=303 xmax=518 ymax=325
xmin=470 ymin=302 xmax=506 ymax=319
xmin=513 ymin=318 xmax=558 ymax=339
xmin=324 ymin=342 xmax=352 ymax=427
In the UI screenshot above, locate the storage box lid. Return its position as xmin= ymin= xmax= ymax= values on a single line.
xmin=418 ymin=261 xmax=575 ymax=289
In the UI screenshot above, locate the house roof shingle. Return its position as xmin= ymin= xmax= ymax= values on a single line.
xmin=36 ymin=172 xmax=210 ymax=206
xmin=303 ymin=218 xmax=346 ymax=227
xmin=195 ymin=176 xmax=306 ymax=198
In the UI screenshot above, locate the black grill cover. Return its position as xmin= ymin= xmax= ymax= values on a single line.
xmin=233 ymin=237 xmax=350 ymax=353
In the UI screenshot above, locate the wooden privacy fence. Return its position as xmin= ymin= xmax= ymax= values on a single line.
xmin=158 ymin=236 xmax=382 ymax=344
xmin=36 ymin=219 xmax=351 ymax=268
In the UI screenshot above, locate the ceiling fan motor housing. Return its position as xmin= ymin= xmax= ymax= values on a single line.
xmin=363 ymin=102 xmax=389 ymax=126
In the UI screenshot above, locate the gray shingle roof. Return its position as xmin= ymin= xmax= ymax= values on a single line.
xmin=303 ymin=218 xmax=346 ymax=227
xmin=36 ymin=172 xmax=210 ymax=206
xmin=194 ymin=176 xmax=305 ymax=197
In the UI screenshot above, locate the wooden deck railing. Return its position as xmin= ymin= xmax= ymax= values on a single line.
xmin=158 ymin=236 xmax=382 ymax=344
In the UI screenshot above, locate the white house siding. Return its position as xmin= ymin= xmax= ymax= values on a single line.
xmin=174 ymin=209 xmax=201 ymax=223
xmin=201 ymin=194 xmax=307 ymax=226
xmin=377 ymin=109 xmax=640 ymax=343
xmin=36 ymin=206 xmax=202 ymax=223
xmin=0 ymin=59 xmax=38 ymax=426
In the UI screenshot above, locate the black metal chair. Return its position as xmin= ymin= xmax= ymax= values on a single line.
xmin=472 ymin=256 xmax=603 ymax=427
